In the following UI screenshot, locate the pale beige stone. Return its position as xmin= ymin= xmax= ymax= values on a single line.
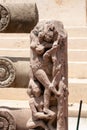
xmin=0 ymin=0 xmax=86 ymax=26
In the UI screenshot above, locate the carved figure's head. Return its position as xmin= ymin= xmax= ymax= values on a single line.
xmin=43 ymin=23 xmax=58 ymax=43
xmin=38 ymin=23 xmax=58 ymax=44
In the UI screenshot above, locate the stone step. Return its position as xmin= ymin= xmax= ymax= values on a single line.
xmin=69 ymin=102 xmax=87 ymax=130
xmin=0 ymin=53 xmax=86 ymax=78
xmin=0 ymin=35 xmax=87 ymax=50
xmin=69 ymin=102 xmax=87 ymax=117
xmin=0 ymin=49 xmax=30 ymax=57
xmin=0 ymin=88 xmax=28 ymax=100
xmin=0 ymin=48 xmax=87 ymax=62
xmin=0 ymin=100 xmax=29 ymax=108
xmin=0 ymin=100 xmax=87 ymax=117
xmin=0 ymin=34 xmax=29 ymax=49
xmin=68 ymin=38 xmax=87 ymax=49
xmin=0 ymin=51 xmax=86 ymax=78
xmin=68 ymin=62 xmax=87 ymax=78
xmin=0 ymin=78 xmax=87 ymax=103
xmin=0 ymin=34 xmax=86 ymax=50
xmin=69 ymin=117 xmax=87 ymax=130
xmin=68 ymin=49 xmax=87 ymax=61
xmin=0 ymin=35 xmax=86 ymax=79
xmin=0 ymin=100 xmax=87 ymax=129
xmin=0 ymin=100 xmax=87 ymax=118
xmin=65 ymin=26 xmax=87 ymax=37
xmin=69 ymin=78 xmax=87 ymax=103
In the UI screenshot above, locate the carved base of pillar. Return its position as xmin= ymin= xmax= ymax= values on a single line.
xmin=0 ymin=107 xmax=31 ymax=130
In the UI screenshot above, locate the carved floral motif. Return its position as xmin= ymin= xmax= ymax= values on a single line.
xmin=0 ymin=110 xmax=16 ymax=130
xmin=0 ymin=4 xmax=10 ymax=31
xmin=0 ymin=58 xmax=15 ymax=87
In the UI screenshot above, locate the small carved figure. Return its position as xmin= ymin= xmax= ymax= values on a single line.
xmin=27 ymin=78 xmax=56 ymax=130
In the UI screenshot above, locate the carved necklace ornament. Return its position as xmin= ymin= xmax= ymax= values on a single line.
xmin=0 ymin=110 xmax=16 ymax=130
xmin=0 ymin=4 xmax=10 ymax=32
xmin=0 ymin=58 xmax=15 ymax=87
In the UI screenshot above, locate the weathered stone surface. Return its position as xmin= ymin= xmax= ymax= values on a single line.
xmin=0 ymin=109 xmax=16 ymax=130
xmin=0 ymin=0 xmax=85 ymax=26
xmin=0 ymin=107 xmax=31 ymax=130
xmin=27 ymin=20 xmax=68 ymax=130
xmin=0 ymin=3 xmax=38 ymax=33
xmin=0 ymin=57 xmax=15 ymax=87
xmin=0 ymin=57 xmax=31 ymax=88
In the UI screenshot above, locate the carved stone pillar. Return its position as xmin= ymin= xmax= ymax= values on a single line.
xmin=0 ymin=3 xmax=38 ymax=33
xmin=27 ymin=20 xmax=68 ymax=130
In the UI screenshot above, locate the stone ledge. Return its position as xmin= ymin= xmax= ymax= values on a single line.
xmin=68 ymin=62 xmax=87 ymax=78
xmin=0 ymin=78 xmax=87 ymax=102
xmin=65 ymin=26 xmax=87 ymax=37
xmin=69 ymin=78 xmax=87 ymax=103
xmin=0 ymin=100 xmax=29 ymax=108
xmin=0 ymin=100 xmax=87 ymax=118
xmin=69 ymin=103 xmax=87 ymax=118
xmin=68 ymin=50 xmax=87 ymax=61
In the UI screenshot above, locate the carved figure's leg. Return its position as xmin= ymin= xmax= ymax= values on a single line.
xmin=48 ymin=106 xmax=57 ymax=130
xmin=49 ymin=69 xmax=61 ymax=97
xmin=44 ymin=88 xmax=51 ymax=113
xmin=34 ymin=69 xmax=61 ymax=112
xmin=34 ymin=69 xmax=51 ymax=113
xmin=34 ymin=69 xmax=50 ymax=88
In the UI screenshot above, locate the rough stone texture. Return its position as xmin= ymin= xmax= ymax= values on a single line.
xmin=0 ymin=3 xmax=38 ymax=33
xmin=0 ymin=32 xmax=87 ymax=103
xmin=0 ymin=1 xmax=86 ymax=129
xmin=0 ymin=0 xmax=85 ymax=26
xmin=0 ymin=57 xmax=30 ymax=88
xmin=36 ymin=0 xmax=86 ymax=26
xmin=0 ymin=107 xmax=31 ymax=130
xmin=0 ymin=57 xmax=15 ymax=87
xmin=0 ymin=109 xmax=16 ymax=130
xmin=27 ymin=21 xmax=68 ymax=130
xmin=1 ymin=100 xmax=87 ymax=130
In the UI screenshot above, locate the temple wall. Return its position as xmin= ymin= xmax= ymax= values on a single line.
xmin=0 ymin=0 xmax=86 ymax=26
xmin=0 ymin=0 xmax=87 ymax=104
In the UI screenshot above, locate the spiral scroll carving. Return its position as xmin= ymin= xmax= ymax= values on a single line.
xmin=0 ymin=4 xmax=10 ymax=32
xmin=0 ymin=110 xmax=16 ymax=130
xmin=0 ymin=58 xmax=15 ymax=87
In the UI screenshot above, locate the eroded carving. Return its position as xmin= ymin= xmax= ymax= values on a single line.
xmin=0 ymin=4 xmax=10 ymax=31
xmin=0 ymin=110 xmax=16 ymax=130
xmin=27 ymin=21 xmax=68 ymax=130
xmin=0 ymin=58 xmax=15 ymax=87
xmin=27 ymin=79 xmax=56 ymax=130
xmin=0 ymin=3 xmax=38 ymax=33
